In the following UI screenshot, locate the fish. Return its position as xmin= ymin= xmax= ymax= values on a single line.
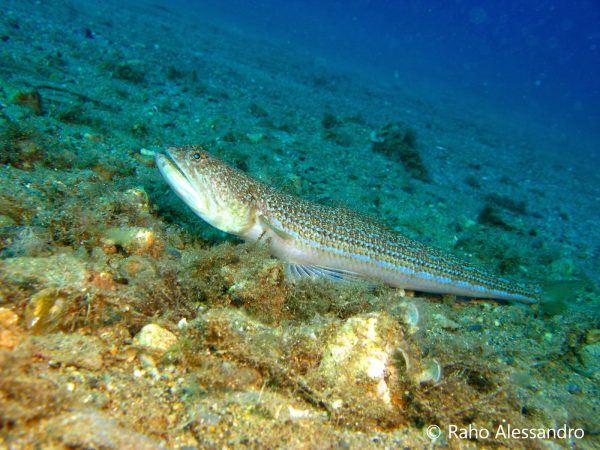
xmin=155 ymin=145 xmax=543 ymax=304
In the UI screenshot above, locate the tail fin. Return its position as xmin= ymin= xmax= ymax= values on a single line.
xmin=538 ymin=280 xmax=586 ymax=315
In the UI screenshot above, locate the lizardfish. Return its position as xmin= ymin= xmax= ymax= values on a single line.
xmin=156 ymin=145 xmax=543 ymax=303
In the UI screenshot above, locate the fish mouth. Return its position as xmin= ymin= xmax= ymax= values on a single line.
xmin=155 ymin=149 xmax=209 ymax=218
xmin=156 ymin=147 xmax=190 ymax=183
xmin=155 ymin=147 xmax=259 ymax=237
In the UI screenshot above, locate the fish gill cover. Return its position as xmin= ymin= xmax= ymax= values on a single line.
xmin=0 ymin=0 xmax=598 ymax=448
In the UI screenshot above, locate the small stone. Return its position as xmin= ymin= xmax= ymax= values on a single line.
xmin=177 ymin=318 xmax=188 ymax=330
xmin=134 ymin=324 xmax=177 ymax=353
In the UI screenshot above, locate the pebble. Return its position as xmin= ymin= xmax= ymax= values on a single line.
xmin=102 ymin=227 xmax=162 ymax=257
xmin=134 ymin=323 xmax=177 ymax=353
xmin=432 ymin=313 xmax=460 ymax=330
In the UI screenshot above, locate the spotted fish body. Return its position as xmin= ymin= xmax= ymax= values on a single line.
xmin=156 ymin=146 xmax=541 ymax=303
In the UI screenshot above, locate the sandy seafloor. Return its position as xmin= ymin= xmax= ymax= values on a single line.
xmin=0 ymin=0 xmax=599 ymax=449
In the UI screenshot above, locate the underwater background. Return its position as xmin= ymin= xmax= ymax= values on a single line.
xmin=0 ymin=0 xmax=598 ymax=448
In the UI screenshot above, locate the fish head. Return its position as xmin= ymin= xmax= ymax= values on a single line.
xmin=156 ymin=145 xmax=258 ymax=236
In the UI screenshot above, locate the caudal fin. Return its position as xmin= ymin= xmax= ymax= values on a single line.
xmin=539 ymin=280 xmax=586 ymax=315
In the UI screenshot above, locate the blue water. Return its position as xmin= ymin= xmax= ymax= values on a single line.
xmin=194 ymin=0 xmax=600 ymax=154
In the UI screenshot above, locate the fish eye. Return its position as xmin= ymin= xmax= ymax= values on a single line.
xmin=191 ymin=151 xmax=207 ymax=161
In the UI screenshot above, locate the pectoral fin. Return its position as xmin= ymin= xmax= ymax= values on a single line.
xmin=285 ymin=263 xmax=366 ymax=284
xmin=258 ymin=215 xmax=295 ymax=241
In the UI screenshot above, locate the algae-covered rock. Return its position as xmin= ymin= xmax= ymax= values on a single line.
xmin=0 ymin=254 xmax=88 ymax=288
xmin=579 ymin=342 xmax=600 ymax=380
xmin=371 ymin=122 xmax=429 ymax=181
xmin=108 ymin=60 xmax=147 ymax=83
xmin=313 ymin=311 xmax=407 ymax=425
xmin=223 ymin=257 xmax=289 ymax=324
xmin=102 ymin=227 xmax=163 ymax=257
xmin=585 ymin=329 xmax=600 ymax=344
xmin=102 ymin=227 xmax=164 ymax=257
xmin=0 ymin=214 xmax=17 ymax=227
xmin=11 ymin=90 xmax=44 ymax=116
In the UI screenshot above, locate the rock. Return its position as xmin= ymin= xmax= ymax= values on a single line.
xmin=371 ymin=122 xmax=429 ymax=182
xmin=314 ymin=312 xmax=407 ymax=424
xmin=123 ymin=188 xmax=151 ymax=213
xmin=110 ymin=60 xmax=147 ymax=83
xmin=579 ymin=342 xmax=600 ymax=379
xmin=227 ymin=390 xmax=324 ymax=422
xmin=0 ymin=254 xmax=88 ymax=288
xmin=30 ymin=332 xmax=104 ymax=370
xmin=102 ymin=227 xmax=163 ymax=257
xmin=0 ymin=307 xmax=18 ymax=327
xmin=48 ymin=409 xmax=164 ymax=450
xmin=134 ymin=324 xmax=177 ymax=353
xmin=0 ymin=307 xmax=20 ymax=350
